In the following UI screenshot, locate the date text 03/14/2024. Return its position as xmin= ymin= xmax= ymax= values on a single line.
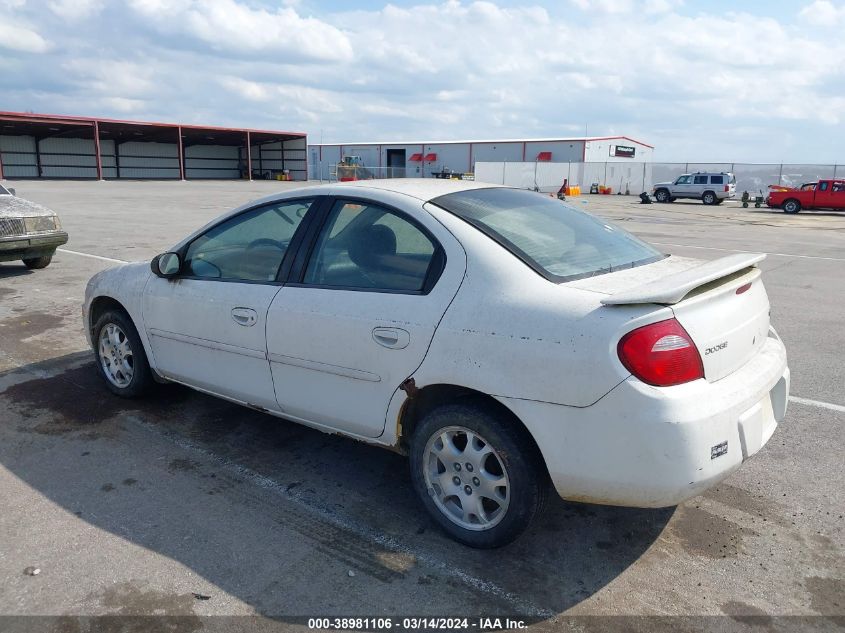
xmin=306 ymin=617 xmax=528 ymax=630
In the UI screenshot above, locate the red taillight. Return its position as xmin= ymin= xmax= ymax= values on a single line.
xmin=724 ymin=185 xmax=729 ymax=192
xmin=617 ymin=318 xmax=704 ymax=387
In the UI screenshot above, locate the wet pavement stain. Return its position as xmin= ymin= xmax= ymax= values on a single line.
xmin=4 ymin=362 xmax=189 ymax=437
xmin=704 ymin=483 xmax=790 ymax=528
xmin=805 ymin=576 xmax=845 ymax=616
xmin=168 ymin=458 xmax=199 ymax=473
xmin=0 ymin=311 xmax=65 ymax=340
xmin=720 ymin=600 xmax=774 ymax=624
xmin=96 ymin=582 xmax=202 ymax=632
xmin=669 ymin=505 xmax=759 ymax=559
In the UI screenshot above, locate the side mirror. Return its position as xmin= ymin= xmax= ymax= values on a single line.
xmin=8 ymin=188 xmax=15 ymax=196
xmin=151 ymin=252 xmax=181 ymax=278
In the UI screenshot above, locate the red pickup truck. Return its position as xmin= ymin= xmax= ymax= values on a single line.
xmin=766 ymin=179 xmax=845 ymax=213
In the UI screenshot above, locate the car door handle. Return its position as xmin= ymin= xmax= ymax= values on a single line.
xmin=231 ymin=307 xmax=258 ymax=327
xmin=372 ymin=327 xmax=410 ymax=350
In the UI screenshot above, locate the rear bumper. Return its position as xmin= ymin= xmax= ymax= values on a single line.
xmin=0 ymin=231 xmax=68 ymax=262
xmin=500 ymin=333 xmax=789 ymax=507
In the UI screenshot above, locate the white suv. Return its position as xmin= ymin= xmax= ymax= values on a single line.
xmin=653 ymin=172 xmax=737 ymax=205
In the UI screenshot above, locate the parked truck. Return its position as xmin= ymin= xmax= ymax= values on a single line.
xmin=766 ymin=179 xmax=845 ymax=213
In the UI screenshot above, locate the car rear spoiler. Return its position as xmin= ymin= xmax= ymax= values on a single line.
xmin=601 ymin=253 xmax=766 ymax=305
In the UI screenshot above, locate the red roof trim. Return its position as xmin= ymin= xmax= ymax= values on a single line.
xmin=0 ymin=110 xmax=306 ymax=137
xmin=586 ymin=136 xmax=654 ymax=149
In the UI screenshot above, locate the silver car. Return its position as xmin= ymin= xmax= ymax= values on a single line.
xmin=0 ymin=184 xmax=68 ymax=269
xmin=653 ymin=172 xmax=737 ymax=205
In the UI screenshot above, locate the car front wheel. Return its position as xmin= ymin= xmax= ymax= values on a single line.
xmin=93 ymin=309 xmax=153 ymax=398
xmin=23 ymin=255 xmax=52 ymax=269
xmin=409 ymin=402 xmax=548 ymax=548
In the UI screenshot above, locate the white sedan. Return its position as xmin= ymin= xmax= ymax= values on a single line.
xmin=83 ymin=180 xmax=790 ymax=548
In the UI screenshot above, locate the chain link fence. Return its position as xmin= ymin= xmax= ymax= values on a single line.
xmin=310 ymin=162 xmax=841 ymax=195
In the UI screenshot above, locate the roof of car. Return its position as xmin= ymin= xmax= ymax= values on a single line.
xmin=327 ymin=178 xmax=495 ymax=201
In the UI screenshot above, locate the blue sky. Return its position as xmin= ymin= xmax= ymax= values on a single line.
xmin=1 ymin=0 xmax=843 ymax=162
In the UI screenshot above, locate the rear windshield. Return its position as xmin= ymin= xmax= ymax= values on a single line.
xmin=430 ymin=188 xmax=664 ymax=282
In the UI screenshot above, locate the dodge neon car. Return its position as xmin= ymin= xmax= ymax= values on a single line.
xmin=83 ymin=180 xmax=789 ymax=548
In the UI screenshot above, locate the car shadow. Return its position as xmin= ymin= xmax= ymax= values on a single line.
xmin=0 ymin=262 xmax=34 ymax=278
xmin=0 ymin=353 xmax=673 ymax=623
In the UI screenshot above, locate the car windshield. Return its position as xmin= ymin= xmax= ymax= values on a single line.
xmin=430 ymin=187 xmax=664 ymax=282
xmin=0 ymin=184 xmax=9 ymax=195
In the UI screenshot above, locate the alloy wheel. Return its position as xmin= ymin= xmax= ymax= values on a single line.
xmin=98 ymin=323 xmax=134 ymax=388
xmin=423 ymin=426 xmax=510 ymax=531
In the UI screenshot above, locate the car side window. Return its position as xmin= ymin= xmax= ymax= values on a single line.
xmin=184 ymin=199 xmax=313 ymax=281
xmin=694 ymin=175 xmax=708 ymax=184
xmin=710 ymin=175 xmax=724 ymax=185
xmin=819 ymin=182 xmax=829 ymax=192
xmin=303 ymin=200 xmax=437 ymax=292
xmin=676 ymin=176 xmax=692 ymax=184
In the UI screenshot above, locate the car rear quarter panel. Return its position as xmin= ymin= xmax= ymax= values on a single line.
xmin=403 ymin=206 xmax=673 ymax=409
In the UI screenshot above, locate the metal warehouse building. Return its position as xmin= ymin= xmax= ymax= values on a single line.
xmin=308 ymin=136 xmax=654 ymax=180
xmin=0 ymin=111 xmax=307 ymax=181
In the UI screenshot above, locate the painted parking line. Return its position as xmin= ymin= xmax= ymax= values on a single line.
xmin=651 ymin=242 xmax=845 ymax=263
xmin=789 ymin=396 xmax=845 ymax=414
xmin=57 ymin=248 xmax=127 ymax=264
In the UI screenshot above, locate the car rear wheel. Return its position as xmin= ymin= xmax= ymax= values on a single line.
xmin=654 ymin=189 xmax=671 ymax=203
xmin=783 ymin=199 xmax=801 ymax=214
xmin=409 ymin=402 xmax=548 ymax=548
xmin=93 ymin=309 xmax=153 ymax=398
xmin=702 ymin=191 xmax=717 ymax=205
xmin=22 ymin=255 xmax=52 ymax=269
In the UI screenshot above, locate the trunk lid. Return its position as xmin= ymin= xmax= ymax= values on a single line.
xmin=570 ymin=254 xmax=771 ymax=382
xmin=670 ymin=267 xmax=770 ymax=381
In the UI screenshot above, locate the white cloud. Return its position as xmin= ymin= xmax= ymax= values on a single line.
xmin=128 ymin=0 xmax=353 ymax=61
xmin=569 ymin=0 xmax=636 ymax=13
xmin=49 ymin=0 xmax=104 ymax=19
xmin=0 ymin=20 xmax=50 ymax=53
xmin=0 ymin=0 xmax=842 ymax=161
xmin=799 ymin=0 xmax=845 ymax=25
xmin=644 ymin=0 xmax=683 ymax=13
xmin=100 ymin=96 xmax=147 ymax=113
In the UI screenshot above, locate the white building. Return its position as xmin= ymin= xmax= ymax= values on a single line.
xmin=308 ymin=136 xmax=654 ymax=187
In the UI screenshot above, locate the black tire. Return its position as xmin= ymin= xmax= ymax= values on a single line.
xmin=654 ymin=189 xmax=671 ymax=203
xmin=23 ymin=255 xmax=52 ymax=269
xmin=92 ymin=309 xmax=153 ymax=398
xmin=409 ymin=401 xmax=549 ymax=548
xmin=783 ymin=199 xmax=801 ymax=214
xmin=702 ymin=191 xmax=717 ymax=205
